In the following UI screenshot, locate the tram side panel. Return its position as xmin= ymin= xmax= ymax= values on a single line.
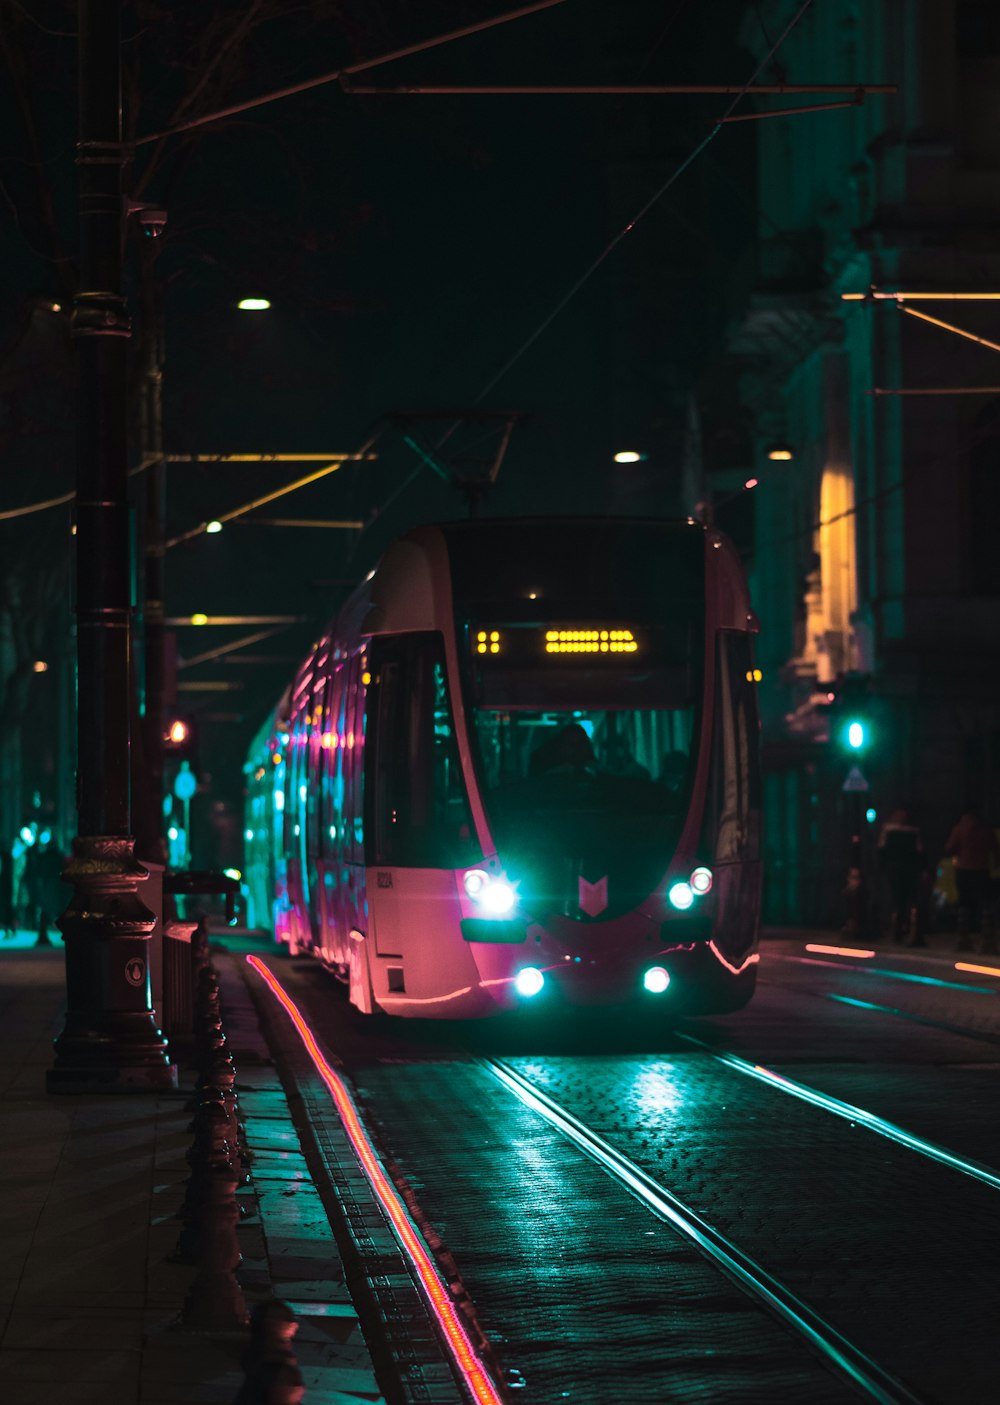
xmin=362 ymin=631 xmax=492 ymax=1016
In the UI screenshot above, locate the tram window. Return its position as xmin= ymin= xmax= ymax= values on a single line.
xmin=321 ymin=663 xmax=345 ymax=860
xmin=711 ymin=632 xmax=762 ymax=864
xmin=471 ymin=708 xmax=695 ymax=792
xmin=368 ymin=633 xmax=477 ymax=868
xmin=305 ymin=667 xmax=324 ymax=862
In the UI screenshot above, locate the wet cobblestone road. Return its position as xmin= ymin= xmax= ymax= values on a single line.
xmin=263 ymin=936 xmax=1000 ymax=1404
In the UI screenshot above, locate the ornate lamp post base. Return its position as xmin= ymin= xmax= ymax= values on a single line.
xmin=47 ymin=836 xmax=177 ymax=1094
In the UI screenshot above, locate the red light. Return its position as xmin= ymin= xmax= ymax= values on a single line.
xmin=246 ymin=956 xmax=504 ymax=1405
xmin=168 ymin=720 xmax=188 ymax=745
xmin=707 ymin=942 xmax=761 ymax=976
xmin=744 ymin=477 xmax=758 ymax=490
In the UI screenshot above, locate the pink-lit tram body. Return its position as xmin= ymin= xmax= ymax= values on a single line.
xmin=244 ymin=519 xmax=762 ymax=1018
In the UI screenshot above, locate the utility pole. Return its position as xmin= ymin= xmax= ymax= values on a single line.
xmin=137 ymin=231 xmax=167 ymax=861
xmin=48 ymin=0 xmax=174 ymax=1092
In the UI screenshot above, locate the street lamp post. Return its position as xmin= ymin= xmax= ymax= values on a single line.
xmin=48 ymin=0 xmax=174 ymax=1092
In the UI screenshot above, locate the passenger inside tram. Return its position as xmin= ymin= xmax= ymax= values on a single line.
xmin=471 ymin=708 xmax=696 ymax=915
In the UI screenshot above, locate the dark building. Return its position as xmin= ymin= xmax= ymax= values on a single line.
xmin=722 ymin=0 xmax=1000 ymax=923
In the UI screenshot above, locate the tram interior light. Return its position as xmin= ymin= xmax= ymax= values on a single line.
xmin=643 ymin=966 xmax=671 ymax=994
xmin=668 ymin=881 xmax=694 ymax=911
xmin=515 ymin=967 xmax=545 ymax=998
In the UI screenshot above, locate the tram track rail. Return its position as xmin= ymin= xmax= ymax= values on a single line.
xmin=672 ymin=1030 xmax=1000 ymax=1192
xmin=483 ymin=1057 xmax=924 ymax=1405
xmin=759 ymin=965 xmax=1000 ymax=1049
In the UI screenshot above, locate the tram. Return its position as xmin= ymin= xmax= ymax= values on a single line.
xmin=244 ymin=518 xmax=762 ymax=1017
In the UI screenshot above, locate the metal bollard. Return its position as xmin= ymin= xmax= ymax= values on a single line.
xmin=180 ymin=1161 xmax=249 ymax=1331
xmin=233 ymin=1301 xmax=304 ymax=1405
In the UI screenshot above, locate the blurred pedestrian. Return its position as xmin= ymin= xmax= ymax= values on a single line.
xmin=0 ymin=837 xmax=13 ymax=938
xmin=24 ymin=838 xmax=65 ymax=948
xmin=943 ymin=804 xmax=1000 ymax=954
xmin=878 ymin=806 xmax=925 ymax=946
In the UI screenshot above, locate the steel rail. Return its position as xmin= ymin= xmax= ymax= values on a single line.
xmin=825 ymin=993 xmax=1000 ymax=1048
xmin=675 ymin=1032 xmax=1000 ymax=1194
xmin=484 ymin=1058 xmax=923 ymax=1405
xmin=247 ymin=957 xmax=507 ymax=1405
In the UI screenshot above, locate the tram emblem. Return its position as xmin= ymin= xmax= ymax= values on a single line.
xmin=578 ymin=875 xmax=608 ymax=917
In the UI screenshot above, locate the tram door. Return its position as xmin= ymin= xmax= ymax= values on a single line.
xmin=366 ymin=634 xmax=478 ymax=990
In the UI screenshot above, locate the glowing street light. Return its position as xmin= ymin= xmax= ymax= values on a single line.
xmin=767 ymin=446 xmax=793 ymax=461
xmin=613 ymin=450 xmax=646 ymax=463
xmin=205 ymin=520 xmax=223 ymax=534
xmin=237 ymin=297 xmax=271 ymax=311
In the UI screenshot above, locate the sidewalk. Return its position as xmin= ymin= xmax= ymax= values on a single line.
xmin=0 ymin=929 xmax=385 ymax=1405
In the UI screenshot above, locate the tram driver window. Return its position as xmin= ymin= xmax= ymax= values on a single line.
xmin=369 ymin=634 xmax=477 ymax=868
xmin=711 ymin=631 xmax=762 ymax=864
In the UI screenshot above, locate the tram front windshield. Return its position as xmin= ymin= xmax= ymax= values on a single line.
xmin=467 ymin=637 xmax=699 ymax=915
xmin=445 ymin=520 xmax=706 ymax=916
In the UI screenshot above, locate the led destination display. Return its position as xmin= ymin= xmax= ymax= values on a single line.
xmin=473 ymin=625 xmax=642 ymax=661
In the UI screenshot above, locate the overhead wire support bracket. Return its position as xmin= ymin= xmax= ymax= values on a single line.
xmin=342 ymin=82 xmax=895 ymax=98
xmin=895 ymin=304 xmax=1000 ymax=356
xmin=134 ymin=0 xmax=568 ymax=145
xmin=717 ymin=92 xmax=866 ymax=123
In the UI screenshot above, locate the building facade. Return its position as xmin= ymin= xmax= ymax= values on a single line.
xmin=727 ymin=0 xmax=1000 ymax=924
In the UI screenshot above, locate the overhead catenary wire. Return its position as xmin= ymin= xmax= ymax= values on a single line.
xmin=442 ymin=0 xmax=818 ymax=432
xmin=133 ymin=0 xmax=568 ymax=146
xmin=354 ymin=0 xmax=819 ymax=534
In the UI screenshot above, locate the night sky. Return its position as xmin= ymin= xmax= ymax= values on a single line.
xmin=0 ymin=0 xmax=757 ymax=859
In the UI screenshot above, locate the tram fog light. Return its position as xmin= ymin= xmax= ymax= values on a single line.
xmin=668 ymin=881 xmax=694 ymax=911
xmin=515 ymin=967 xmax=545 ymax=998
xmin=690 ymin=866 xmax=713 ymax=895
xmin=643 ymin=966 xmax=670 ymax=994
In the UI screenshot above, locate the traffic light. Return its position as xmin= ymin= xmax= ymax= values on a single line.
xmin=163 ymin=714 xmax=199 ymax=770
xmin=825 ymin=674 xmax=874 ymax=754
xmin=166 ymin=718 xmax=189 ymax=747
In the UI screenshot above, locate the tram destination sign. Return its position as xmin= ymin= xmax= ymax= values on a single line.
xmin=472 ymin=624 xmax=642 ymax=662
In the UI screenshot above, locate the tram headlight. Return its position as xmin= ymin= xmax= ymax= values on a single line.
xmin=515 ymin=967 xmax=545 ymax=998
xmin=690 ymin=866 xmax=713 ymax=895
xmin=463 ymin=868 xmax=517 ymax=917
xmin=668 ymin=881 xmax=694 ymax=911
xmin=463 ymin=869 xmax=489 ymax=899
xmin=481 ymin=880 xmax=516 ymax=915
xmin=643 ymin=966 xmax=670 ymax=994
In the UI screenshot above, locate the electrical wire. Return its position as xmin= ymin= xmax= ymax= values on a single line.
xmin=360 ymin=0 xmax=816 ymax=524
xmin=464 ymin=0 xmax=816 ymax=410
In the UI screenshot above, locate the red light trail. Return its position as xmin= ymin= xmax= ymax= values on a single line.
xmin=246 ymin=954 xmax=505 ymax=1405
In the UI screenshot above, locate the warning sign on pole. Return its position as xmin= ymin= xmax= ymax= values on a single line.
xmin=842 ymin=765 xmax=869 ymax=793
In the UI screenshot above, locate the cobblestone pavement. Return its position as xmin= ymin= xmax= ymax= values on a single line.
xmin=254 ymin=927 xmax=1000 ymax=1405
xmin=0 ymin=933 xmax=386 ymax=1405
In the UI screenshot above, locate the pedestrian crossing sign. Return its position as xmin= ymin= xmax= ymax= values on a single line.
xmin=842 ymin=765 xmax=869 ymax=793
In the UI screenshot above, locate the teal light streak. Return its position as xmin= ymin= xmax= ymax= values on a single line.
xmin=485 ymin=1059 xmax=920 ymax=1405
xmin=828 ymin=994 xmax=889 ymax=1013
xmin=826 ymin=991 xmax=1000 ymax=1050
xmin=681 ymin=1035 xmax=1000 ymax=1195
xmin=864 ymin=966 xmax=995 ymax=996
xmin=790 ymin=951 xmax=996 ymax=997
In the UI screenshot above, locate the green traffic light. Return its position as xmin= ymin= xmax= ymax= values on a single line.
xmin=847 ymin=720 xmax=865 ymax=749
